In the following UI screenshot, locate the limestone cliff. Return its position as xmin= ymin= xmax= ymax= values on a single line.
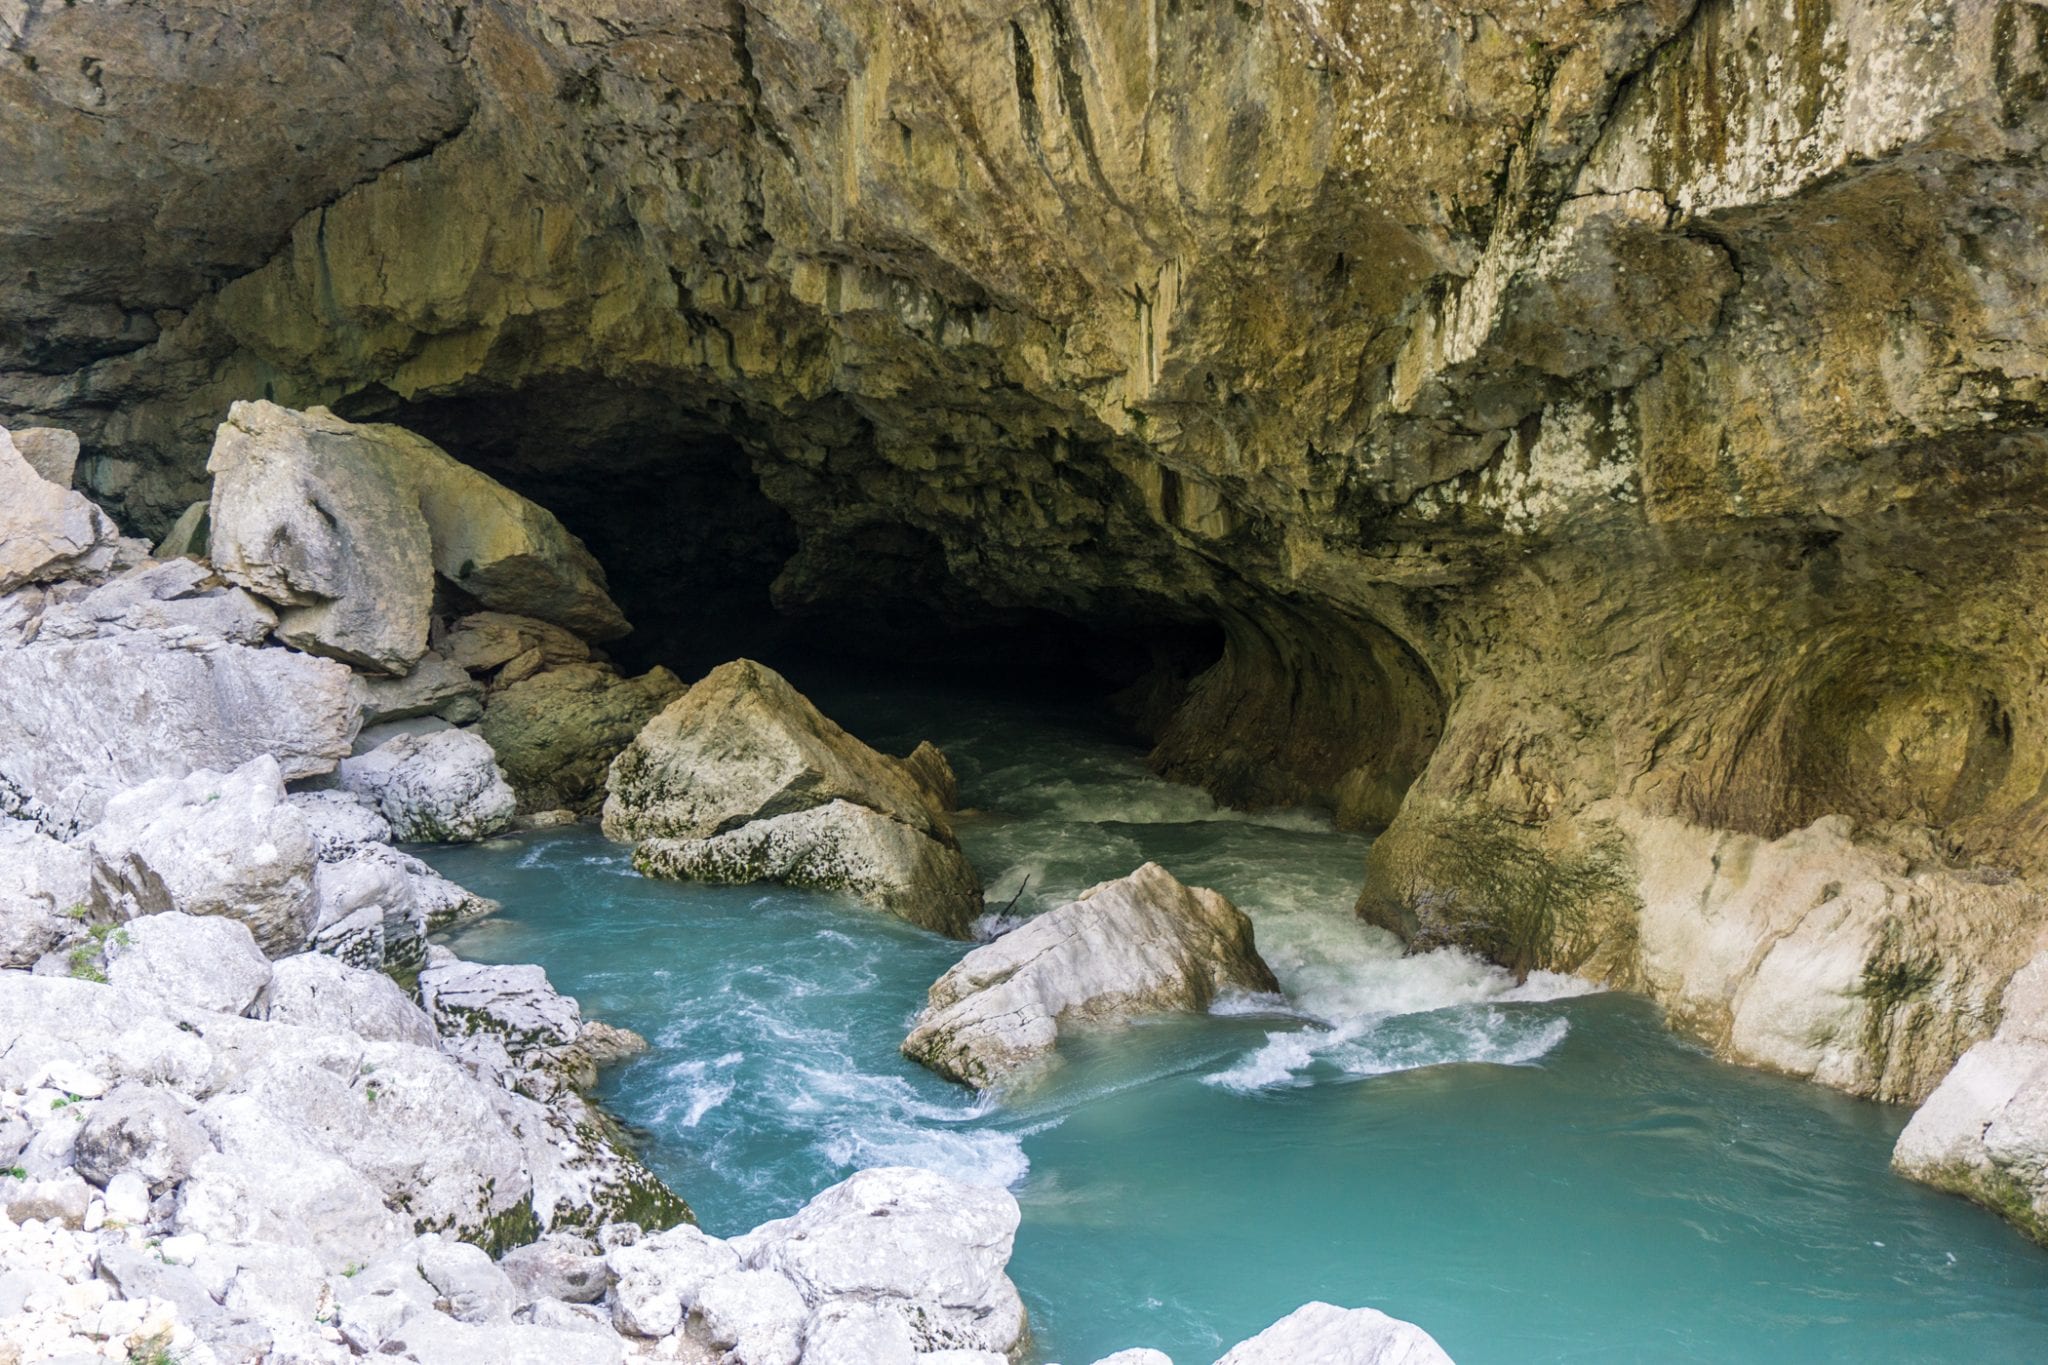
xmin=7 ymin=0 xmax=2048 ymax=1156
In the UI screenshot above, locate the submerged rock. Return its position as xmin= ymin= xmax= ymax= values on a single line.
xmin=481 ymin=661 xmax=685 ymax=816
xmin=87 ymin=757 xmax=319 ymax=957
xmin=1213 ymin=1302 xmax=1455 ymax=1364
xmin=336 ymin=728 xmax=517 ymax=844
xmin=903 ymin=863 xmax=1280 ymax=1086
xmin=607 ymin=659 xmax=981 ymax=935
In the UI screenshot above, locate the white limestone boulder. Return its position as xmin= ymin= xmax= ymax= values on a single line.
xmin=727 ymin=1166 xmax=1027 ymax=1358
xmin=499 ymin=1233 xmax=612 ymax=1306
xmin=336 ymin=728 xmax=517 ymax=843
xmin=903 ymin=863 xmax=1281 ymax=1086
xmin=1214 ymin=1302 xmax=1454 ymax=1364
xmin=103 ymin=913 xmax=274 ymax=1016
xmin=72 ymin=1081 xmax=213 ymax=1194
xmin=267 ymin=953 xmax=440 ymax=1047
xmin=692 ymin=1267 xmax=806 ymax=1365
xmin=608 ymin=660 xmax=981 ymax=936
xmin=0 ymin=629 xmax=358 ymax=833
xmin=87 ymin=757 xmax=320 ymax=956
xmin=604 ymin=1222 xmax=742 ymax=1338
xmin=0 ymin=821 xmax=91 ymax=968
xmin=207 ymin=400 xmax=439 ymax=673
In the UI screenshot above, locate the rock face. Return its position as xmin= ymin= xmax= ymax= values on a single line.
xmin=0 ymin=822 xmax=91 ymax=969
xmin=0 ymin=625 xmax=358 ymax=832
xmin=903 ymin=863 xmax=1280 ymax=1086
xmin=610 ymin=660 xmax=982 ymax=935
xmin=336 ymin=729 xmax=518 ymax=844
xmin=86 ymin=757 xmax=320 ymax=957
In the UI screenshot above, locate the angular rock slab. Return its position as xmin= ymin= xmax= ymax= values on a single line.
xmin=87 ymin=756 xmax=320 ymax=956
xmin=336 ymin=728 xmax=517 ymax=843
xmin=636 ymin=799 xmax=981 ymax=938
xmin=0 ymin=629 xmax=358 ymax=832
xmin=600 ymin=658 xmax=953 ymax=843
xmin=102 ymin=912 xmax=275 ymax=1015
xmin=1213 ymin=1302 xmax=1454 ymax=1365
xmin=0 ymin=425 xmax=133 ymax=592
xmin=903 ymin=862 xmax=1280 ymax=1086
xmin=207 ymin=399 xmax=438 ymax=673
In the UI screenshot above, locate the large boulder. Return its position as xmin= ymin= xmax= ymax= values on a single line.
xmin=437 ymin=611 xmax=591 ymax=679
xmin=480 ymin=662 xmax=685 ymax=815
xmin=606 ymin=660 xmax=981 ymax=935
xmin=0 ymin=628 xmax=358 ymax=832
xmin=0 ymin=821 xmax=91 ymax=968
xmin=87 ymin=757 xmax=320 ymax=956
xmin=336 ymin=729 xmax=517 ymax=843
xmin=11 ymin=426 xmax=80 ymax=487
xmin=207 ymin=400 xmax=439 ymax=673
xmin=267 ymin=952 xmax=441 ymax=1047
xmin=1213 ymin=1302 xmax=1455 ymax=1365
xmin=102 ymin=912 xmax=275 ymax=1016
xmin=72 ymin=1081 xmax=212 ymax=1194
xmin=636 ymin=800 xmax=982 ymax=937
xmin=0 ymin=424 xmax=136 ymax=592
xmin=602 ymin=659 xmax=949 ymax=842
xmin=727 ymin=1167 xmax=1027 ymax=1359
xmin=903 ymin=863 xmax=1281 ymax=1087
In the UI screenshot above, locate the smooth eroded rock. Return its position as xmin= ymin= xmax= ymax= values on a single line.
xmin=903 ymin=863 xmax=1280 ymax=1086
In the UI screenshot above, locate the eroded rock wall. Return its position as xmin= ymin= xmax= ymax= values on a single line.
xmin=8 ymin=1 xmax=2048 ymax=1112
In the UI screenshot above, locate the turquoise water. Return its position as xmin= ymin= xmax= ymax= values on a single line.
xmin=427 ymin=687 xmax=2048 ymax=1364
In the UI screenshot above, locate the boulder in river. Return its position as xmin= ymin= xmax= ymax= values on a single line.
xmin=1893 ymin=951 xmax=2048 ymax=1243
xmin=903 ymin=862 xmax=1281 ymax=1086
xmin=636 ymin=799 xmax=983 ymax=938
xmin=1212 ymin=1301 xmax=1456 ymax=1364
xmin=605 ymin=659 xmax=981 ymax=935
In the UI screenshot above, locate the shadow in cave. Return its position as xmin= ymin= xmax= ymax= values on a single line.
xmin=336 ymin=379 xmax=1225 ymax=732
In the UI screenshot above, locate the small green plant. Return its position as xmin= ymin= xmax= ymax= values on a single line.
xmin=50 ymin=1093 xmax=82 ymax=1111
xmin=3 ymin=1166 xmax=26 ymax=1179
xmin=66 ymin=943 xmax=106 ymax=983
xmin=342 ymin=1262 xmax=364 ymax=1278
xmin=62 ymin=902 xmax=89 ymax=921
xmin=364 ymin=1081 xmax=381 ymax=1104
